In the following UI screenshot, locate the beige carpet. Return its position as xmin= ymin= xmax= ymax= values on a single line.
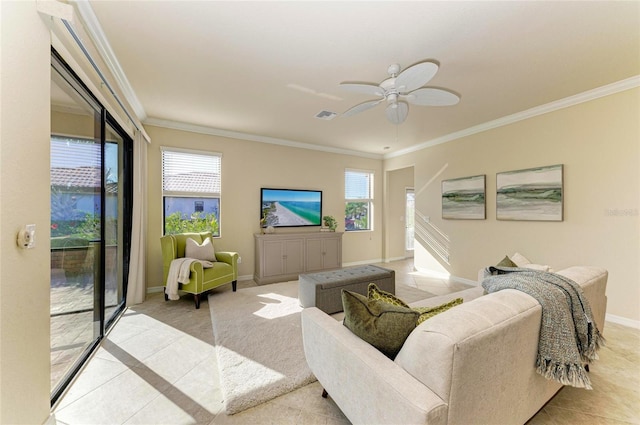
xmin=208 ymin=281 xmax=317 ymax=415
xmin=208 ymin=279 xmax=436 ymax=415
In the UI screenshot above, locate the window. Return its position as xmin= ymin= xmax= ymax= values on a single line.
xmin=345 ymin=169 xmax=373 ymax=231
xmin=162 ymin=148 xmax=221 ymax=236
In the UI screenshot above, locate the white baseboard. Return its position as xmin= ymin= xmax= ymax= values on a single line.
xmin=383 ymin=256 xmax=409 ymax=263
xmin=147 ymin=286 xmax=164 ymax=294
xmin=44 ymin=413 xmax=57 ymax=425
xmin=606 ymin=313 xmax=640 ymax=329
xmin=343 ymin=259 xmax=383 ymax=267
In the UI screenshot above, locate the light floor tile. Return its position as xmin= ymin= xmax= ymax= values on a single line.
xmin=134 ymin=334 xmax=216 ymax=384
xmin=123 ymin=389 xmax=217 ymax=425
xmin=54 ymin=357 xmax=129 ymax=411
xmin=55 ymin=367 xmax=170 ymax=424
xmin=53 ymin=259 xmax=640 ymax=425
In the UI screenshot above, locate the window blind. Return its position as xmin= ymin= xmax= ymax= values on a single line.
xmin=162 ymin=149 xmax=221 ymax=194
xmin=345 ymin=169 xmax=372 ymax=199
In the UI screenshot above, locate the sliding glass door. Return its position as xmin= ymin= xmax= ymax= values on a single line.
xmin=104 ymin=124 xmax=132 ymax=328
xmin=50 ymin=50 xmax=132 ymax=404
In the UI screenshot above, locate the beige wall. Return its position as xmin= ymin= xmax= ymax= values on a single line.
xmin=51 ymin=110 xmax=94 ymax=137
xmin=385 ymin=88 xmax=640 ymax=322
xmin=384 ymin=166 xmax=414 ymax=261
xmin=145 ymin=125 xmax=384 ymax=288
xmin=0 ymin=1 xmax=52 ymax=423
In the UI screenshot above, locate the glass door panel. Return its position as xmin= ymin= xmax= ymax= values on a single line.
xmin=104 ymin=125 xmax=125 ymax=324
xmin=50 ymin=66 xmax=102 ymax=393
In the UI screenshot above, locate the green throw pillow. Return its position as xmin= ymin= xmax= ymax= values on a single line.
xmin=496 ymin=255 xmax=518 ymax=268
xmin=342 ymin=290 xmax=419 ymax=359
xmin=414 ymin=297 xmax=464 ymax=324
xmin=368 ymin=282 xmax=463 ymax=325
xmin=367 ymin=282 xmax=409 ymax=308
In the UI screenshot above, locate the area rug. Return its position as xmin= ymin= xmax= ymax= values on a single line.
xmin=208 ymin=281 xmax=316 ymax=415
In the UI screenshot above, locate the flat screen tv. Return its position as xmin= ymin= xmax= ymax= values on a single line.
xmin=261 ymin=188 xmax=322 ymax=228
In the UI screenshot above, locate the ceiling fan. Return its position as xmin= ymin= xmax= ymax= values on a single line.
xmin=340 ymin=61 xmax=460 ymax=125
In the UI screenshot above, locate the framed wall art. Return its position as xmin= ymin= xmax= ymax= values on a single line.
xmin=441 ymin=175 xmax=486 ymax=220
xmin=496 ymin=164 xmax=563 ymax=221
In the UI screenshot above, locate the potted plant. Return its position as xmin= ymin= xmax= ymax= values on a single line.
xmin=323 ymin=215 xmax=337 ymax=231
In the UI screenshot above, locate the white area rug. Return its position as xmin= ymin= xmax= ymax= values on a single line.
xmin=208 ymin=281 xmax=317 ymax=415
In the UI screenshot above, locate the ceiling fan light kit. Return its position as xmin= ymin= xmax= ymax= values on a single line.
xmin=340 ymin=60 xmax=460 ymax=125
xmin=385 ymin=101 xmax=408 ymax=125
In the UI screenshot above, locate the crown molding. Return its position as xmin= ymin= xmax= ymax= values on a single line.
xmin=384 ymin=75 xmax=640 ymax=159
xmin=74 ymin=0 xmax=147 ymax=121
xmin=146 ymin=75 xmax=638 ymax=162
xmin=143 ymin=118 xmax=384 ymax=160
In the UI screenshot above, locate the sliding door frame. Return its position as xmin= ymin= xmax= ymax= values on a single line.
xmin=50 ymin=48 xmax=133 ymax=406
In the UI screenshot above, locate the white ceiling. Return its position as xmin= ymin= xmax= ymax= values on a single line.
xmin=85 ymin=1 xmax=640 ymax=158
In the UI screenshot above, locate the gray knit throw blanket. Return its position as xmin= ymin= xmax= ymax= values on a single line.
xmin=482 ymin=267 xmax=605 ymax=389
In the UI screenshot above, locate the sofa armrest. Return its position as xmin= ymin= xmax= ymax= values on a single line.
xmin=301 ymin=307 xmax=447 ymax=425
xmin=160 ymin=235 xmax=177 ymax=285
xmin=215 ymin=251 xmax=237 ymax=265
xmin=215 ymin=251 xmax=238 ymax=280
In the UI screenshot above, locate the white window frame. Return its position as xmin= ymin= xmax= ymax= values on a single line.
xmin=344 ymin=168 xmax=374 ymax=232
xmin=161 ymin=147 xmax=222 ymax=236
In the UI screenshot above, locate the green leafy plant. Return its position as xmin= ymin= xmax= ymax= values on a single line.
xmin=345 ymin=202 xmax=369 ymax=230
xmin=51 ymin=213 xmax=119 ymax=245
xmin=323 ymin=215 xmax=337 ymax=231
xmin=164 ymin=211 xmax=219 ymax=236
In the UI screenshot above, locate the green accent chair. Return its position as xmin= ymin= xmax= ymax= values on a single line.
xmin=160 ymin=232 xmax=238 ymax=309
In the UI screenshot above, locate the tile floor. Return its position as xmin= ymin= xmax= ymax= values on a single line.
xmin=51 ymin=271 xmax=119 ymax=391
xmin=52 ymin=260 xmax=640 ymax=424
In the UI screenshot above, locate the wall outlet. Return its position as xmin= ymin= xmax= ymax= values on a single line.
xmin=237 ymin=256 xmax=242 ymax=264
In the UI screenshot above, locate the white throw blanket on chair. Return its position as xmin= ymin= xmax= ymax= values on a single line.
xmin=166 ymin=258 xmax=214 ymax=300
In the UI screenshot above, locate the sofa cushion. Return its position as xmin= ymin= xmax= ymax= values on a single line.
xmin=522 ymin=263 xmax=553 ymax=272
xmin=510 ymin=252 xmax=531 ymax=266
xmin=342 ymin=289 xmax=418 ymax=359
xmin=496 ymin=255 xmax=518 ymax=267
xmin=509 ymin=252 xmax=552 ymax=272
xmin=185 ymin=236 xmax=216 ymax=261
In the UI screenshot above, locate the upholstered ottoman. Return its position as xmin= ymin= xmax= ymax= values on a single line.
xmin=299 ymin=265 xmax=395 ymax=314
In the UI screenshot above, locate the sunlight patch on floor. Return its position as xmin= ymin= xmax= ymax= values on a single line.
xmin=254 ymin=293 xmax=302 ymax=319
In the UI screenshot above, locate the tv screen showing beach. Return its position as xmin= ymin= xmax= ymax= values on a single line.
xmin=261 ymin=188 xmax=322 ymax=227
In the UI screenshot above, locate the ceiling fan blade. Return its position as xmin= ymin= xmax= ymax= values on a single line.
xmin=403 ymin=88 xmax=460 ymax=106
xmin=395 ymin=62 xmax=439 ymax=93
xmin=339 ymin=83 xmax=385 ymax=97
xmin=385 ymin=102 xmax=409 ymax=125
xmin=342 ymin=99 xmax=383 ymax=117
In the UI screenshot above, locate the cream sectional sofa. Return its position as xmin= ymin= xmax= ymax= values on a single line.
xmin=301 ymin=266 xmax=608 ymax=425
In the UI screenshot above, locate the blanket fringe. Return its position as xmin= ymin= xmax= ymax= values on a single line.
xmin=582 ymin=332 xmax=606 ymax=363
xmin=536 ymin=357 xmax=592 ymax=390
